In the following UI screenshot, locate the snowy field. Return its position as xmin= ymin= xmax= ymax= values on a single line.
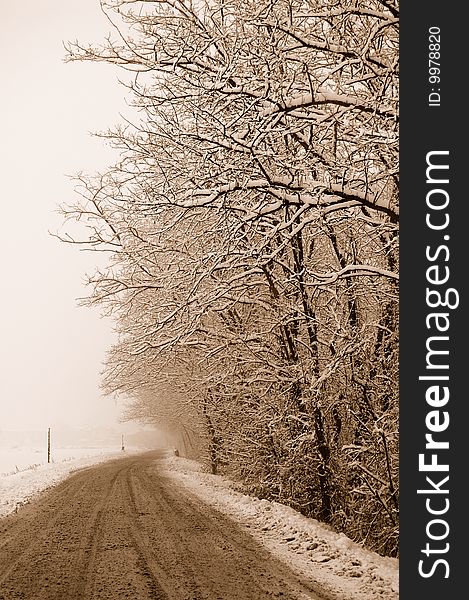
xmin=0 ymin=446 xmax=123 ymax=476
xmin=0 ymin=449 xmax=399 ymax=600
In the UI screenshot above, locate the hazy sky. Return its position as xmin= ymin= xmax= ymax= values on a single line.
xmin=0 ymin=1 xmax=138 ymax=432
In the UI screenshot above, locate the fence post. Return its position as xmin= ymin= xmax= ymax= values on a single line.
xmin=47 ymin=427 xmax=51 ymax=463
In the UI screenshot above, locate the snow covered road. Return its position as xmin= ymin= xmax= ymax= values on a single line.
xmin=0 ymin=450 xmax=328 ymax=599
xmin=0 ymin=450 xmax=398 ymax=600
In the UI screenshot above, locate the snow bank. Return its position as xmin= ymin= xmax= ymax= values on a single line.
xmin=159 ymin=453 xmax=399 ymax=600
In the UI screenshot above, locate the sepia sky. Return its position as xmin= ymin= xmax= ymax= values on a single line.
xmin=0 ymin=0 xmax=137 ymax=432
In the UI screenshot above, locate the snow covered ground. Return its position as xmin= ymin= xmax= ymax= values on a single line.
xmin=0 ymin=446 xmax=125 ymax=477
xmin=159 ymin=454 xmax=399 ymax=600
xmin=0 ymin=449 xmax=398 ymax=599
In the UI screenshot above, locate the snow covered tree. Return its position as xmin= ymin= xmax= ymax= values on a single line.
xmin=60 ymin=0 xmax=399 ymax=556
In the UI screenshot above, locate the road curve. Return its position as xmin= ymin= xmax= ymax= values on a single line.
xmin=0 ymin=451 xmax=327 ymax=600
